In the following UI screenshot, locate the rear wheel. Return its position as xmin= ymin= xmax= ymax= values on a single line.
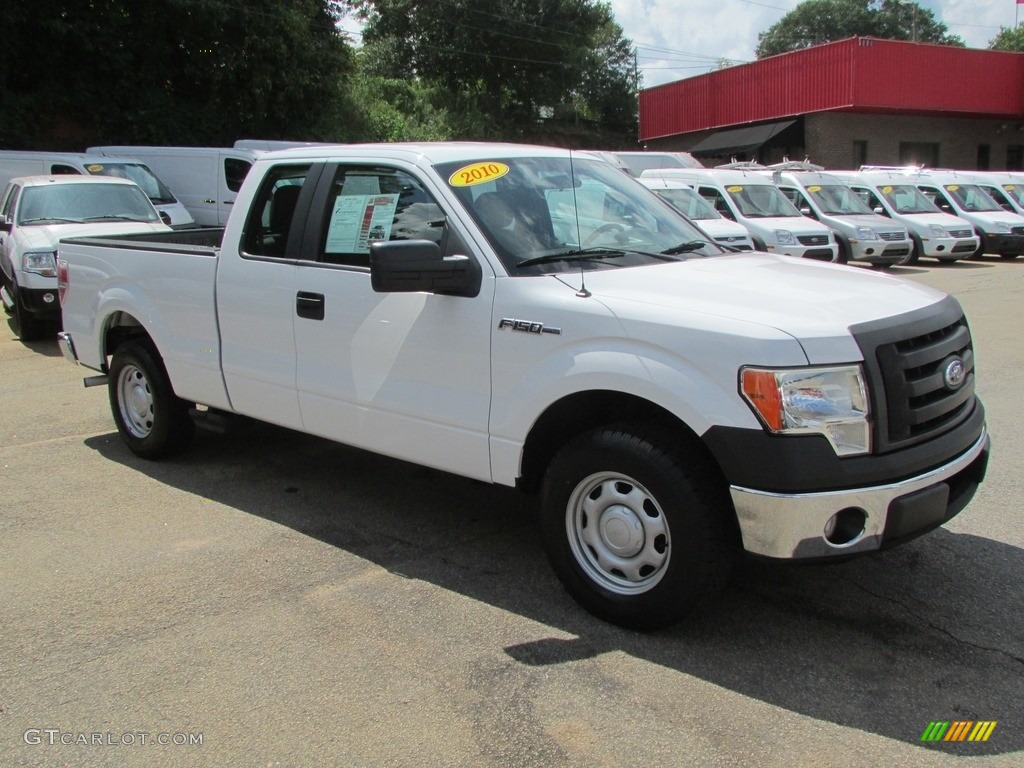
xmin=108 ymin=340 xmax=194 ymax=459
xmin=540 ymin=424 xmax=736 ymax=630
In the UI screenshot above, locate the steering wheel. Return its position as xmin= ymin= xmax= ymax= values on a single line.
xmin=583 ymin=222 xmax=627 ymax=246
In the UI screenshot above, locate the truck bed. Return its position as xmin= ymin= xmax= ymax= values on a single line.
xmin=60 ymin=227 xmax=225 ymax=254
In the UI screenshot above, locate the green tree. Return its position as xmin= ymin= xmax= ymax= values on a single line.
xmin=354 ymin=0 xmax=637 ymax=143
xmin=0 ymin=0 xmax=357 ymax=149
xmin=756 ymin=0 xmax=964 ymax=59
xmin=989 ymin=25 xmax=1024 ymax=52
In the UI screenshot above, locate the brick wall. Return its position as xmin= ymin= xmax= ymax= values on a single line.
xmin=645 ymin=112 xmax=1024 ymax=171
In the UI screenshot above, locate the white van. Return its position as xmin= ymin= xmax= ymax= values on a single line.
xmin=640 ymin=168 xmax=838 ymax=260
xmin=838 ymin=172 xmax=979 ymax=263
xmin=88 ymin=146 xmax=261 ymax=227
xmin=963 ymin=171 xmax=1024 ymax=216
xmin=766 ymin=170 xmax=910 ymax=267
xmin=639 ymin=177 xmax=754 ymax=250
xmin=0 ymin=151 xmax=193 ymax=228
xmin=612 ymin=151 xmax=703 ymax=176
xmin=908 ymin=170 xmax=1024 ymax=259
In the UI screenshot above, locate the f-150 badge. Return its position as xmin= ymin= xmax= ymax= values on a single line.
xmin=498 ymin=318 xmax=561 ymax=335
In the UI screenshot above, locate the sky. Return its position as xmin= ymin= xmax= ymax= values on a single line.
xmin=339 ymin=0 xmax=1017 ymax=89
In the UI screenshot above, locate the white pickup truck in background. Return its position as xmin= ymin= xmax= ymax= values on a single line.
xmin=57 ymin=143 xmax=990 ymax=629
xmin=1 ymin=175 xmax=170 ymax=340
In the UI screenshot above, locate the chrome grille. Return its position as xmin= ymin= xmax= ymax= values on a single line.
xmin=879 ymin=231 xmax=906 ymax=241
xmin=948 ymin=229 xmax=973 ymax=239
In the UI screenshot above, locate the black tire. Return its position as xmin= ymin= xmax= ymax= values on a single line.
xmin=540 ymin=424 xmax=736 ymax=631
xmin=1000 ymin=253 xmax=1020 ymax=260
xmin=833 ymin=235 xmax=851 ymax=264
xmin=108 ymin=339 xmax=194 ymax=459
xmin=971 ymin=229 xmax=985 ymax=259
xmin=751 ymin=236 xmax=767 ymax=252
xmin=10 ymin=284 xmax=47 ymax=341
xmin=906 ymin=233 xmax=922 ymax=265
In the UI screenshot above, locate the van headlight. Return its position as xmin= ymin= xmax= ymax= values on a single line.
xmin=994 ymin=222 xmax=1011 ymax=234
xmin=23 ymin=251 xmax=58 ymax=277
xmin=856 ymin=226 xmax=877 ymax=241
xmin=929 ymin=224 xmax=947 ymax=238
xmin=740 ymin=365 xmax=870 ymax=456
xmin=775 ymin=230 xmax=796 ymax=246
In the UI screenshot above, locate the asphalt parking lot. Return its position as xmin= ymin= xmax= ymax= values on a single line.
xmin=2 ymin=256 xmax=1022 ymax=768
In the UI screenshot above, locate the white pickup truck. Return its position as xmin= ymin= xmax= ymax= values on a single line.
xmin=57 ymin=143 xmax=991 ymax=629
xmin=1 ymin=175 xmax=170 ymax=340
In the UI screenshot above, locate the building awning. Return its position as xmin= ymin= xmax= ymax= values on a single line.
xmin=688 ymin=119 xmax=798 ymax=156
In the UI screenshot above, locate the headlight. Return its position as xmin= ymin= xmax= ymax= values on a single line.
xmin=994 ymin=222 xmax=1011 ymax=234
xmin=775 ymin=230 xmax=796 ymax=246
xmin=740 ymin=365 xmax=870 ymax=456
xmin=22 ymin=251 xmax=57 ymax=277
xmin=929 ymin=224 xmax=947 ymax=238
xmin=856 ymin=226 xmax=876 ymax=241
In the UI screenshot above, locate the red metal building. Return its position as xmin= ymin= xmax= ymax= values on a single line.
xmin=639 ymin=37 xmax=1024 ymax=170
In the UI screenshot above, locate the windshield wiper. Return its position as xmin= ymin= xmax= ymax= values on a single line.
xmin=661 ymin=240 xmax=711 ymax=255
xmin=19 ymin=217 xmax=80 ymax=224
xmin=83 ymin=215 xmax=143 ymax=222
xmin=516 ymin=247 xmax=632 ymax=269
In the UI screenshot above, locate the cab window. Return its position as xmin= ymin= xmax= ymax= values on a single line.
xmin=242 ymin=164 xmax=311 ymax=258
xmin=318 ymin=166 xmax=445 ymax=267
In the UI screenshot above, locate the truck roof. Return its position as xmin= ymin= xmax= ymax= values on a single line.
xmin=259 ymin=142 xmax=580 ymax=165
xmin=8 ymin=174 xmax=143 ymax=189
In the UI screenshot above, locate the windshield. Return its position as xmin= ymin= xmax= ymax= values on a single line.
xmin=805 ymin=184 xmax=874 ymax=215
xmin=651 ymin=187 xmax=721 ymax=220
xmin=84 ymin=161 xmax=177 ymax=204
xmin=436 ymin=155 xmax=723 ymax=274
xmin=877 ymin=184 xmax=938 ymax=215
xmin=725 ymin=184 xmax=802 ymax=218
xmin=1001 ymin=183 xmax=1024 ymax=207
xmin=943 ymin=184 xmax=1001 ymax=213
xmin=17 ymin=183 xmax=161 ymax=225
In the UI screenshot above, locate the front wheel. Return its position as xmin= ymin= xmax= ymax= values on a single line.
xmin=10 ymin=284 xmax=47 ymax=341
xmin=108 ymin=340 xmax=194 ymax=459
xmin=540 ymin=425 xmax=736 ymax=630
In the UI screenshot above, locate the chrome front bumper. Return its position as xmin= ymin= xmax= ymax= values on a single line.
xmin=731 ymin=429 xmax=990 ymax=559
xmin=57 ymin=331 xmax=79 ymax=365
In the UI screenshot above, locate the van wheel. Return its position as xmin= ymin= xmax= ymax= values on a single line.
xmin=108 ymin=340 xmax=194 ymax=459
xmin=10 ymin=283 xmax=46 ymax=341
xmin=540 ymin=424 xmax=736 ymax=630
xmin=834 ymin=236 xmax=851 ymax=264
xmin=907 ymin=234 xmax=923 ymax=265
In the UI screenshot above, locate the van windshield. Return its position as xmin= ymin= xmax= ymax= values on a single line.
xmin=805 ymin=184 xmax=874 ymax=215
xmin=83 ymin=162 xmax=177 ymax=205
xmin=437 ymin=155 xmax=724 ymax=274
xmin=651 ymin=187 xmax=722 ymax=220
xmin=1001 ymin=184 xmax=1024 ymax=207
xmin=17 ymin=183 xmax=160 ymax=225
xmin=943 ymin=184 xmax=1001 ymax=213
xmin=725 ymin=184 xmax=802 ymax=218
xmin=877 ymin=184 xmax=938 ymax=214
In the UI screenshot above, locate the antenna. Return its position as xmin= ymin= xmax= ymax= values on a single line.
xmin=568 ymin=150 xmax=591 ymax=298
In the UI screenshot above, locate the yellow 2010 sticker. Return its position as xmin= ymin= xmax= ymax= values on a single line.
xmin=947 ymin=185 xmax=960 ymax=191
xmin=807 ymin=185 xmax=821 ymax=192
xmin=449 ymin=162 xmax=509 ymax=187
xmin=726 ymin=185 xmax=744 ymax=192
xmin=86 ymin=164 xmax=105 ymax=172
xmin=882 ymin=186 xmax=893 ymax=194
xmin=1004 ymin=185 xmax=1016 ymax=191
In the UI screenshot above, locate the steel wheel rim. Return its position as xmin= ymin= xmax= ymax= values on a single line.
xmin=118 ymin=364 xmax=155 ymax=438
xmin=565 ymin=471 xmax=671 ymax=595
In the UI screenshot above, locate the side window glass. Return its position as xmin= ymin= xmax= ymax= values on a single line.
xmin=700 ymin=187 xmax=733 ymax=219
xmin=319 ymin=166 xmax=444 ymax=267
xmin=224 ymin=158 xmax=252 ymax=193
xmin=1 ymin=186 xmax=20 ymax=220
xmin=242 ymin=164 xmax=311 ymax=258
xmin=50 ymin=165 xmax=81 ymax=175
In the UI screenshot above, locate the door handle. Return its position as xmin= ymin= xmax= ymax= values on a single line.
xmin=296 ymin=291 xmax=325 ymax=320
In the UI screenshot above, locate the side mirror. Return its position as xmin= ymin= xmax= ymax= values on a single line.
xmin=370 ymin=240 xmax=481 ymax=298
xmin=0 ymin=216 xmax=11 ymax=233
xmin=799 ymin=206 xmax=812 ymax=217
xmin=873 ymin=206 xmax=887 ymax=216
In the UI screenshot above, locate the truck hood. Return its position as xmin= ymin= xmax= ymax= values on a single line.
xmin=18 ymin=221 xmax=169 ymax=250
xmin=577 ymin=253 xmax=946 ymax=362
